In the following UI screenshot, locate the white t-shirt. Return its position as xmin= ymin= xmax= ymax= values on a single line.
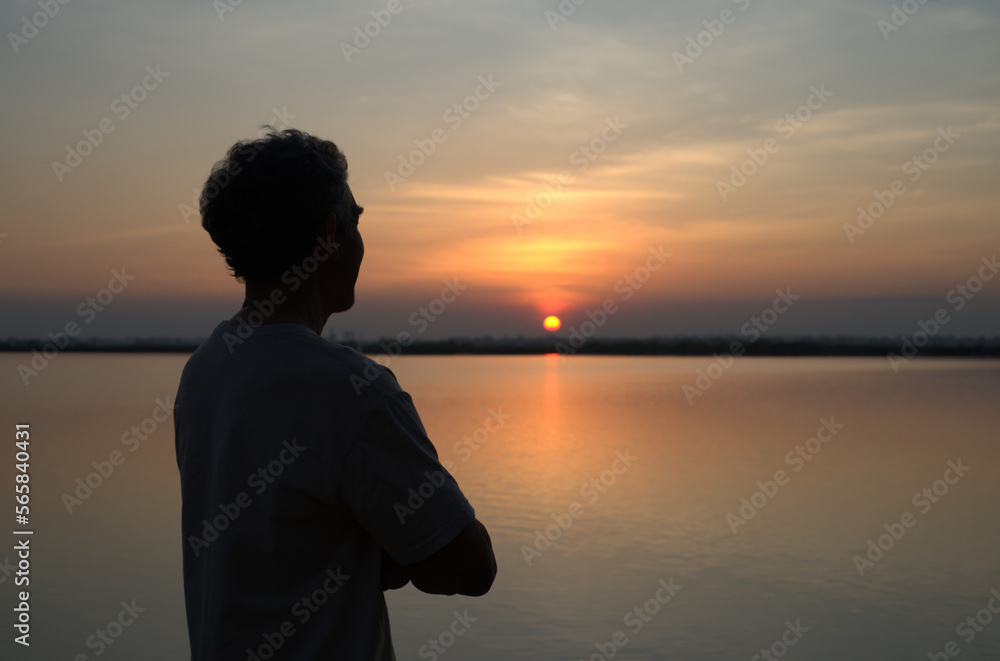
xmin=174 ymin=320 xmax=475 ymax=660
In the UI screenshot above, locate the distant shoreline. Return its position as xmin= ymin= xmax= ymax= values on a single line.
xmin=2 ymin=337 xmax=998 ymax=357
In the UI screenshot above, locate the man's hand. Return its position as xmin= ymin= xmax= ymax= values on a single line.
xmin=380 ymin=549 xmax=411 ymax=591
xmin=379 ymin=519 xmax=497 ymax=595
xmin=409 ymin=518 xmax=497 ymax=597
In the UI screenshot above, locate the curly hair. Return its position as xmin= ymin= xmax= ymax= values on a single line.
xmin=200 ymin=127 xmax=354 ymax=283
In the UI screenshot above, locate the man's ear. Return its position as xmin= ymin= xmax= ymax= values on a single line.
xmin=321 ymin=211 xmax=340 ymax=260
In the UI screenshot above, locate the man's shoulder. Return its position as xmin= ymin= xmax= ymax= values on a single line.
xmin=180 ymin=321 xmax=402 ymax=399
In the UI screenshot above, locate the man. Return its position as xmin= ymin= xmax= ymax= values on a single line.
xmin=174 ymin=128 xmax=496 ymax=660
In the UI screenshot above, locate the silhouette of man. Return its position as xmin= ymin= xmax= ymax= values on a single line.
xmin=174 ymin=128 xmax=496 ymax=660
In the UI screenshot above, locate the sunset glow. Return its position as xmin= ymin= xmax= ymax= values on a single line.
xmin=0 ymin=2 xmax=996 ymax=342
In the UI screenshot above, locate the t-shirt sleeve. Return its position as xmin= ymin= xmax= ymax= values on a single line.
xmin=337 ymin=384 xmax=476 ymax=566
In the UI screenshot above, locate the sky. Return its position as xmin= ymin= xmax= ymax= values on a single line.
xmin=1 ymin=0 xmax=998 ymax=341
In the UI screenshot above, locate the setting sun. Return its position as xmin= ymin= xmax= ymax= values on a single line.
xmin=543 ymin=315 xmax=561 ymax=332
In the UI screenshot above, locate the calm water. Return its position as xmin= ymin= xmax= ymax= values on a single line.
xmin=2 ymin=354 xmax=999 ymax=660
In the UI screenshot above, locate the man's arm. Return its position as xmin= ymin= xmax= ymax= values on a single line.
xmin=388 ymin=518 xmax=496 ymax=596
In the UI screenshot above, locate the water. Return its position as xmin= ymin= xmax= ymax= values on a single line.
xmin=2 ymin=354 xmax=998 ymax=659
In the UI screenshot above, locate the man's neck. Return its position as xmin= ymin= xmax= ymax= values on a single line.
xmin=229 ymin=285 xmax=329 ymax=336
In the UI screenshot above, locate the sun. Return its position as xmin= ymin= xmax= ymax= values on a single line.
xmin=543 ymin=315 xmax=561 ymax=332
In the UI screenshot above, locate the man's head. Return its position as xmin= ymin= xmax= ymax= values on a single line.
xmin=200 ymin=128 xmax=364 ymax=301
